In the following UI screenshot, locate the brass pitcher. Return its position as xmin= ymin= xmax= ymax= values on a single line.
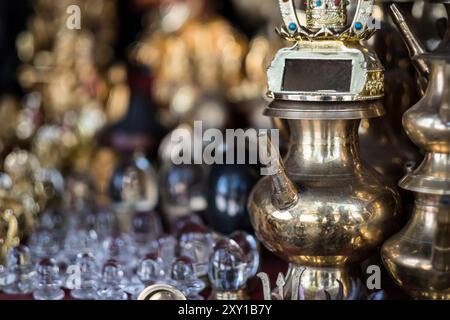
xmin=248 ymin=0 xmax=401 ymax=299
xmin=381 ymin=4 xmax=450 ymax=300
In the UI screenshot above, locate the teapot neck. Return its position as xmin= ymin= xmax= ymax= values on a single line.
xmin=428 ymin=60 xmax=449 ymax=94
xmin=284 ymin=119 xmax=362 ymax=178
xmin=288 ymin=118 xmax=359 ymax=143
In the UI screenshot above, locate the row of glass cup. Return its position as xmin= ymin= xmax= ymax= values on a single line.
xmin=0 ymin=215 xmax=259 ymax=300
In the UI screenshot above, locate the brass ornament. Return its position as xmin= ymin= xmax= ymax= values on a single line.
xmin=306 ymin=0 xmax=347 ymax=31
xmin=0 ymin=209 xmax=20 ymax=265
xmin=137 ymin=284 xmax=187 ymax=300
xmin=14 ymin=0 xmax=118 ymax=176
xmin=209 ymin=289 xmax=248 ymax=301
xmin=381 ymin=4 xmax=450 ymax=300
xmin=269 ymin=0 xmax=384 ymax=103
xmin=131 ymin=5 xmax=247 ymax=125
xmin=248 ymin=0 xmax=400 ymax=299
xmin=1 ymin=150 xmax=51 ymax=242
xmin=277 ymin=0 xmax=376 ymax=42
xmin=362 ymin=70 xmax=385 ymax=97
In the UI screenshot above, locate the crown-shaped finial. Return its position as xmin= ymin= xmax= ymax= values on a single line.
xmin=278 ymin=0 xmax=376 ymax=42
xmin=306 ymin=0 xmax=347 ymax=31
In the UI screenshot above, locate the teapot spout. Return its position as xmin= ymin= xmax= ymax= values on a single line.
xmin=258 ymin=132 xmax=298 ymax=210
xmin=390 ymin=4 xmax=430 ymax=78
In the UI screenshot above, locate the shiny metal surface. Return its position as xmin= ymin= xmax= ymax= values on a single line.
xmin=248 ymin=0 xmax=401 ymax=299
xmin=267 ymin=41 xmax=385 ymax=103
xmin=250 ymin=118 xmax=401 ymax=265
xmin=283 ymin=264 xmax=354 ymax=300
xmin=249 ymin=117 xmax=401 ymax=298
xmin=382 ymin=57 xmax=450 ymax=299
xmin=265 ymin=100 xmax=385 ymax=120
xmin=137 ymin=284 xmax=187 ymax=300
xmin=401 ymin=61 xmax=450 ymax=153
xmin=278 ymin=0 xmax=377 ymax=41
xmin=209 ymin=289 xmax=248 ymax=300
xmin=382 ymin=194 xmax=450 ymax=300
xmin=271 ymin=1 xmax=384 ymax=103
xmin=390 ymin=4 xmax=430 ymax=78
xmin=0 ymin=209 xmax=19 ymax=265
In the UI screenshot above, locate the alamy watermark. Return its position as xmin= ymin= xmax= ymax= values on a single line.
xmin=66 ymin=5 xmax=81 ymax=30
xmin=169 ymin=121 xmax=280 ymax=176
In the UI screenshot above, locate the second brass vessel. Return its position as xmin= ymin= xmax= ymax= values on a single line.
xmin=381 ymin=4 xmax=450 ymax=300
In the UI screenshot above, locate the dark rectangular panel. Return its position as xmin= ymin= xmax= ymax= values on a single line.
xmin=282 ymin=59 xmax=353 ymax=92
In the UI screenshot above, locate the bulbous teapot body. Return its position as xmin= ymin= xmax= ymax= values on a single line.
xmin=249 ymin=110 xmax=401 ymax=299
xmin=250 ymin=119 xmax=401 ymax=266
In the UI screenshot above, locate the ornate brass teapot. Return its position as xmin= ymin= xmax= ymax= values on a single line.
xmin=248 ymin=0 xmax=401 ymax=299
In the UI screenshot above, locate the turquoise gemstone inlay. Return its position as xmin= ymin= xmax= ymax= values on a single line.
xmin=355 ymin=22 xmax=363 ymax=30
xmin=288 ymin=23 xmax=297 ymax=31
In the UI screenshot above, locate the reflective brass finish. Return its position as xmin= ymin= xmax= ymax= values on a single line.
xmin=250 ymin=118 xmax=401 ymax=266
xmin=249 ymin=115 xmax=401 ymax=298
xmin=278 ymin=0 xmax=377 ymax=42
xmin=267 ymin=41 xmax=385 ymax=103
xmin=265 ymin=100 xmax=385 ymax=120
xmin=249 ymin=0 xmax=401 ymax=299
xmin=390 ymin=4 xmax=430 ymax=79
xmin=282 ymin=264 xmax=355 ymax=300
xmin=138 ymin=284 xmax=187 ymax=301
xmin=382 ymin=58 xmax=450 ymax=300
xmin=305 ymin=0 xmax=347 ymax=31
xmin=0 ymin=209 xmax=19 ymax=265
xmin=209 ymin=289 xmax=249 ymax=300
xmin=273 ymin=1 xmax=383 ymax=103
xmin=382 ymin=194 xmax=450 ymax=300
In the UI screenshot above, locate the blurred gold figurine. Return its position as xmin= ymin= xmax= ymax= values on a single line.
xmin=16 ymin=0 xmax=120 ymax=185
xmin=1 ymin=0 xmax=120 ymax=260
xmin=132 ymin=0 xmax=248 ymax=127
